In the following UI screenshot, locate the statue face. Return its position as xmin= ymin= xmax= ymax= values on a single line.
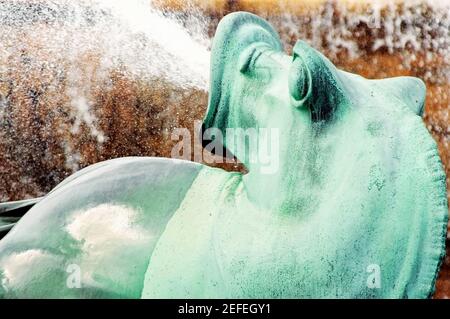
xmin=203 ymin=12 xmax=427 ymax=167
xmin=227 ymin=43 xmax=309 ymax=132
xmin=195 ymin=13 xmax=447 ymax=298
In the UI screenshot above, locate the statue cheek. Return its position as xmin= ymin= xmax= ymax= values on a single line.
xmin=229 ymin=84 xmax=259 ymax=128
xmin=237 ymin=102 xmax=259 ymax=129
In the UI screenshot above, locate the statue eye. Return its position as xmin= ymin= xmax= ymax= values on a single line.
xmin=288 ymin=57 xmax=311 ymax=107
xmin=289 ymin=61 xmax=307 ymax=101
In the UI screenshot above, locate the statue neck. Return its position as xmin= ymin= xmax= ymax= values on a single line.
xmin=238 ymin=111 xmax=318 ymax=213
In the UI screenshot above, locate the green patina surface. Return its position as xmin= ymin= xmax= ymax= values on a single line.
xmin=0 ymin=12 xmax=448 ymax=298
xmin=142 ymin=12 xmax=448 ymax=298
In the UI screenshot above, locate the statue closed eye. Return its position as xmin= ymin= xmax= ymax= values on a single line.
xmin=0 ymin=12 xmax=447 ymax=299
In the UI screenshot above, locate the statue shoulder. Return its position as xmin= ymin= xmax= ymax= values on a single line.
xmin=50 ymin=156 xmax=204 ymax=194
xmin=0 ymin=157 xmax=220 ymax=298
xmin=0 ymin=157 xmax=211 ymax=244
xmin=50 ymin=157 xmax=236 ymax=198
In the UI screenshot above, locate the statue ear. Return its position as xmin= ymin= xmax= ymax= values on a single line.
xmin=377 ymin=77 xmax=426 ymax=116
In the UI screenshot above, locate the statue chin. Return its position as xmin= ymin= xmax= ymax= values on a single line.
xmin=0 ymin=12 xmax=447 ymax=299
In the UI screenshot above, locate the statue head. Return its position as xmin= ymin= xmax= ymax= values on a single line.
xmin=202 ymin=12 xmax=426 ymax=172
xmin=196 ymin=13 xmax=448 ymax=298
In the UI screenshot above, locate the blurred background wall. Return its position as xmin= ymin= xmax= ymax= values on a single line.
xmin=0 ymin=0 xmax=449 ymax=297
